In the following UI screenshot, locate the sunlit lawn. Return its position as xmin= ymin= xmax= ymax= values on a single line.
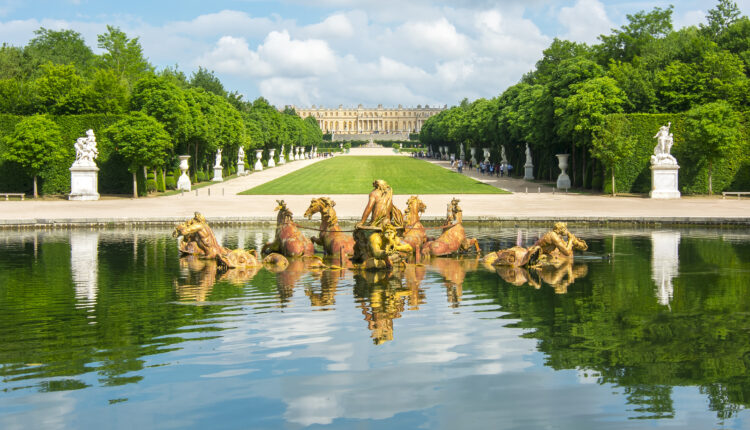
xmin=240 ymin=156 xmax=509 ymax=195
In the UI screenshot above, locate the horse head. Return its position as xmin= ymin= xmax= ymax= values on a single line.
xmin=405 ymin=195 xmax=426 ymax=224
xmin=275 ymin=200 xmax=293 ymax=224
xmin=305 ymin=197 xmax=338 ymax=227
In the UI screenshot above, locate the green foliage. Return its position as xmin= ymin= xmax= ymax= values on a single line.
xmin=146 ymin=178 xmax=157 ymax=193
xmin=25 ymin=28 xmax=95 ymax=73
xmin=683 ymin=102 xmax=742 ymax=194
xmin=97 ymin=25 xmax=152 ymax=86
xmin=165 ymin=175 xmax=176 ymax=190
xmin=593 ymin=111 xmax=750 ymax=194
xmin=189 ymin=67 xmax=225 ymax=97
xmin=1 ymin=114 xmax=65 ymax=194
xmin=104 ymin=112 xmax=171 ymax=172
xmin=32 ymin=63 xmax=88 ymax=114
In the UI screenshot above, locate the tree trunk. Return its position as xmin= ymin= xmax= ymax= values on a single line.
xmin=162 ymin=169 xmax=166 ymax=191
xmin=33 ymin=174 xmax=38 ymax=198
xmin=194 ymin=143 xmax=199 ymax=183
xmin=132 ymin=171 xmax=138 ymax=199
xmin=582 ymin=149 xmax=588 ymax=189
xmin=611 ymin=169 xmax=616 ymax=197
xmin=708 ymin=160 xmax=713 ymax=196
xmin=571 ymin=143 xmax=577 ymax=187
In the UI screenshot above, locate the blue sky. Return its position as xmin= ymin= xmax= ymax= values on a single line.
xmin=1 ymin=0 xmax=747 ymax=108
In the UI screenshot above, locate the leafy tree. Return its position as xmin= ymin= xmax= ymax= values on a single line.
xmin=130 ymin=74 xmax=190 ymax=148
xmin=557 ymin=77 xmax=627 ymax=188
xmin=607 ymin=59 xmax=657 ymax=113
xmin=25 ymin=28 xmax=95 ymax=73
xmin=0 ymin=44 xmax=34 ymax=80
xmin=702 ymin=0 xmax=742 ymax=37
xmin=189 ymin=67 xmax=226 ymax=97
xmin=97 ymin=25 xmax=152 ymax=87
xmin=683 ymin=101 xmax=741 ymax=195
xmin=2 ymin=114 xmax=65 ymax=197
xmin=591 ymin=117 xmax=636 ymax=196
xmin=0 ymin=78 xmax=33 ymax=114
xmin=104 ymin=112 xmax=171 ymax=198
xmin=84 ymin=69 xmax=129 ymax=114
xmin=31 ymin=63 xmax=88 ymax=114
xmin=597 ymin=6 xmax=674 ymax=62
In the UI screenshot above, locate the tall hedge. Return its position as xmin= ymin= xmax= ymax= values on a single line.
xmin=596 ymin=112 xmax=750 ymax=194
xmin=0 ymin=114 xmax=129 ymax=195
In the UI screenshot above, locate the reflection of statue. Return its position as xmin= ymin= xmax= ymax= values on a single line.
xmin=238 ymin=146 xmax=245 ymax=164
xmin=262 ymin=200 xmax=315 ymax=257
xmin=173 ymin=212 xmax=260 ymax=269
xmin=73 ymin=129 xmax=99 ymax=167
xmin=421 ymin=198 xmax=480 ymax=258
xmin=651 ymin=122 xmax=677 ymax=165
xmin=484 ymin=222 xmax=587 ymax=268
xmin=214 ymin=149 xmax=222 ymax=168
xmin=493 ymin=260 xmax=588 ymax=294
xmin=358 ymin=180 xmax=403 ymax=228
xmin=354 ymin=272 xmax=411 ymax=345
xmin=304 ymin=197 xmax=355 ymax=259
xmin=431 ymin=257 xmax=479 ymax=307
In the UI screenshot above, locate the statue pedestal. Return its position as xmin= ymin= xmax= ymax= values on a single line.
xmin=212 ymin=166 xmax=223 ymax=182
xmin=237 ymin=162 xmax=245 ymax=176
xmin=69 ymin=165 xmax=100 ymax=200
xmin=524 ymin=163 xmax=534 ymax=180
xmin=650 ymin=164 xmax=680 ymax=199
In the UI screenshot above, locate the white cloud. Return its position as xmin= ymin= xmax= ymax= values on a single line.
xmin=304 ymin=13 xmax=355 ymax=39
xmin=558 ymin=0 xmax=613 ymax=44
xmin=397 ymin=17 xmax=470 ymax=59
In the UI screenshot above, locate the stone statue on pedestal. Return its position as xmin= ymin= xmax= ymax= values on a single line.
xmin=650 ymin=123 xmax=680 ymax=199
xmin=73 ymin=129 xmax=99 ymax=167
xmin=238 ymin=146 xmax=245 ymax=164
xmin=69 ymin=129 xmax=100 ymax=200
xmin=651 ymin=122 xmax=677 ymax=166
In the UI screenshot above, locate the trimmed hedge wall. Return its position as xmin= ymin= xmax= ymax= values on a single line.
xmin=599 ymin=112 xmax=750 ymax=195
xmin=0 ymin=114 xmax=131 ymax=195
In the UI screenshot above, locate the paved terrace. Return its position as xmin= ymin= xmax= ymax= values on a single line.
xmin=1 ymin=148 xmax=749 ymax=226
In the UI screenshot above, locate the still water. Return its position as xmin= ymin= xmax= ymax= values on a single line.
xmin=1 ymin=225 xmax=749 ymax=429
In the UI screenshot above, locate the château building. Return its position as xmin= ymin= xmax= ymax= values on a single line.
xmin=293 ymin=104 xmax=445 ymax=141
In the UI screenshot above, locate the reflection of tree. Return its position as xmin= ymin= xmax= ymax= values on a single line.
xmin=464 ymin=235 xmax=750 ymax=421
xmin=353 ymin=271 xmax=411 ymax=345
xmin=0 ymin=231 xmax=248 ymax=392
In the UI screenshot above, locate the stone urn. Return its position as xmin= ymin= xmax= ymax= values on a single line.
xmin=268 ymin=148 xmax=276 ymax=167
xmin=470 ymin=147 xmax=477 ymax=165
xmin=177 ymin=155 xmax=191 ymax=190
xmin=254 ymin=150 xmax=264 ymax=171
xmin=556 ymin=154 xmax=571 ymax=189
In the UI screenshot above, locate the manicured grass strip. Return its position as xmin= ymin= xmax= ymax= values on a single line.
xmin=240 ymin=156 xmax=509 ymax=195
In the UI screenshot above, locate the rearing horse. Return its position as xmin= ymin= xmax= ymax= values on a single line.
xmin=304 ymin=197 xmax=355 ymax=257
xmin=402 ymin=195 xmax=427 ymax=251
xmin=262 ymin=200 xmax=315 ymax=257
xmin=421 ymin=198 xmax=480 ymax=258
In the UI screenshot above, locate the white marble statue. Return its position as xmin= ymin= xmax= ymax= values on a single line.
xmin=651 ymin=122 xmax=677 ymax=166
xmin=501 ymin=145 xmax=508 ymax=164
xmin=215 ymin=148 xmax=222 ymax=168
xmin=73 ymin=129 xmax=99 ymax=167
xmin=238 ymin=146 xmax=245 ymax=164
xmin=525 ymin=144 xmax=532 ymax=165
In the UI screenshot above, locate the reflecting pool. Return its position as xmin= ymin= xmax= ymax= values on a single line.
xmin=1 ymin=225 xmax=749 ymax=429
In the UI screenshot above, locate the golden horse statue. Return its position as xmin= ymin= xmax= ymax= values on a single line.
xmin=304 ymin=197 xmax=355 ymax=257
xmin=402 ymin=195 xmax=427 ymax=252
xmin=421 ymin=198 xmax=480 ymax=258
xmin=173 ymin=212 xmax=261 ymax=269
xmin=262 ymin=200 xmax=315 ymax=257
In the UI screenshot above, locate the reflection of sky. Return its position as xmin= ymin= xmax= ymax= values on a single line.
xmin=0 ymin=227 xmax=747 ymax=429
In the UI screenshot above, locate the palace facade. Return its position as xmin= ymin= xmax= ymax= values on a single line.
xmin=294 ymin=104 xmax=445 ymax=137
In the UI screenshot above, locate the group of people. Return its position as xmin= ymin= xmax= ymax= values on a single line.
xmin=450 ymin=159 xmax=511 ymax=177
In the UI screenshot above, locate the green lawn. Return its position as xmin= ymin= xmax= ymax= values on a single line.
xmin=240 ymin=156 xmax=509 ymax=195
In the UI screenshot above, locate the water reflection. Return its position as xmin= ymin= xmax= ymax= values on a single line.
xmin=651 ymin=231 xmax=680 ymax=306
xmin=2 ymin=226 xmax=750 ymax=429
xmin=70 ymin=231 xmax=98 ymax=313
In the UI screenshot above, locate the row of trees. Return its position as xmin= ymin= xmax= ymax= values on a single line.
xmin=0 ymin=26 xmax=322 ymax=197
xmin=421 ymin=0 xmax=748 ymax=194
